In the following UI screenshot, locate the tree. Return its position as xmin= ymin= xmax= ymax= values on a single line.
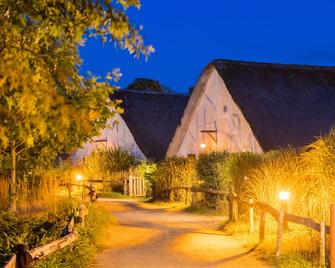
xmin=126 ymin=78 xmax=172 ymax=92
xmin=0 ymin=0 xmax=153 ymax=211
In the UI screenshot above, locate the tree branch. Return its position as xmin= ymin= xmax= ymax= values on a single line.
xmin=0 ymin=148 xmax=9 ymax=155
xmin=16 ymin=147 xmax=27 ymax=156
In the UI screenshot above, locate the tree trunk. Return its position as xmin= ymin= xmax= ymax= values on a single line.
xmin=8 ymin=142 xmax=17 ymax=212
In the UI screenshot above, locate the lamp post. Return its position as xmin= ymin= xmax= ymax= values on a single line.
xmin=276 ymin=191 xmax=290 ymax=258
xmin=75 ymin=173 xmax=85 ymax=201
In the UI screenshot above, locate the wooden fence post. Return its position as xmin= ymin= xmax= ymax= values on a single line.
xmin=229 ymin=195 xmax=233 ymax=221
xmin=259 ymin=211 xmax=265 ymax=242
xmin=129 ymin=176 xmax=133 ymax=196
xmin=17 ymin=244 xmax=33 ymax=268
xmin=275 ymin=207 xmax=285 ymax=258
xmin=232 ymin=198 xmax=239 ymax=222
xmin=191 ymin=191 xmax=196 ymax=207
xmin=123 ymin=178 xmax=127 ymax=195
xmin=320 ymin=220 xmax=326 ymax=267
xmin=142 ymin=178 xmax=145 ymax=196
xmin=330 ymin=203 xmax=335 ymax=268
xmin=249 ymin=199 xmax=254 ymax=234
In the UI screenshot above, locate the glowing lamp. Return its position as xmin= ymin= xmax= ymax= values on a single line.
xmin=200 ymin=143 xmax=207 ymax=149
xmin=279 ymin=191 xmax=289 ymax=201
xmin=76 ymin=174 xmax=83 ymax=181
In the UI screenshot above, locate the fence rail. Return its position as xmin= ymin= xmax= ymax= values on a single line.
xmin=2 ymin=204 xmax=88 ymax=268
xmin=189 ymin=187 xmax=329 ymax=265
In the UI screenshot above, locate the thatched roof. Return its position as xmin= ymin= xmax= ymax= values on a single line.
xmin=111 ymin=90 xmax=189 ymax=161
xmin=169 ymin=59 xmax=335 ymax=155
xmin=212 ymin=60 xmax=335 ymax=150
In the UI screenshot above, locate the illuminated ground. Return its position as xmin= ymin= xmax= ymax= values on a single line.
xmin=91 ymin=199 xmax=269 ymax=268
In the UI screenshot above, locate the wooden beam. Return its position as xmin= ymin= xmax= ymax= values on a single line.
xmin=28 ymin=232 xmax=78 ymax=261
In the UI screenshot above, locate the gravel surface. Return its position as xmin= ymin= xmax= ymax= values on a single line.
xmin=91 ymin=199 xmax=270 ymax=268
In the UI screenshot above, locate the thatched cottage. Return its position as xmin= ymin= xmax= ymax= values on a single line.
xmin=74 ymin=59 xmax=335 ymax=161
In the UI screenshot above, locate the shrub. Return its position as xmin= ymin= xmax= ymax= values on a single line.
xmin=34 ymin=202 xmax=116 ymax=268
xmin=0 ymin=207 xmax=70 ymax=266
xmin=137 ymin=161 xmax=157 ymax=198
xmin=197 ymin=152 xmax=229 ymax=208
xmin=153 ymin=157 xmax=198 ymax=202
xmin=83 ymin=148 xmax=137 ymax=182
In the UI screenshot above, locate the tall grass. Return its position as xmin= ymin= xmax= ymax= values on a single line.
xmin=153 ymin=157 xmax=198 ymax=202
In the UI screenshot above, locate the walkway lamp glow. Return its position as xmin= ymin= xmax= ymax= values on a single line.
xmin=76 ymin=174 xmax=83 ymax=182
xmin=279 ymin=191 xmax=289 ymax=201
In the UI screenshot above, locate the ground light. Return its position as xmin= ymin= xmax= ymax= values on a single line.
xmin=279 ymin=191 xmax=290 ymax=201
xmin=76 ymin=174 xmax=83 ymax=182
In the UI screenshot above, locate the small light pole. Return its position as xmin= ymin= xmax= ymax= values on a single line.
xmin=75 ymin=173 xmax=85 ymax=201
xmin=200 ymin=143 xmax=207 ymax=149
xmin=276 ymin=191 xmax=290 ymax=258
xmin=75 ymin=174 xmax=83 ymax=182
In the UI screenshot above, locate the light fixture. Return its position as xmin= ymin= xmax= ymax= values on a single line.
xmin=200 ymin=143 xmax=207 ymax=149
xmin=279 ymin=191 xmax=289 ymax=201
xmin=76 ymin=174 xmax=83 ymax=181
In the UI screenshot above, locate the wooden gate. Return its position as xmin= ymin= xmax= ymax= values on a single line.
xmin=123 ymin=176 xmax=146 ymax=197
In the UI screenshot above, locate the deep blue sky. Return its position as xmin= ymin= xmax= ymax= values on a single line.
xmin=80 ymin=0 xmax=335 ymax=93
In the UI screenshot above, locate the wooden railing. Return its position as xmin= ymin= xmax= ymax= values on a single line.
xmin=2 ymin=204 xmax=88 ymax=268
xmin=190 ymin=187 xmax=329 ymax=265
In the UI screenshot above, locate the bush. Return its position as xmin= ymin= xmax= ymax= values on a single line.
xmin=153 ymin=157 xmax=198 ymax=202
xmin=83 ymin=148 xmax=137 ymax=182
xmin=196 ymin=152 xmax=229 ymax=208
xmin=34 ymin=203 xmax=116 ymax=268
xmin=0 ymin=207 xmax=70 ymax=266
xmin=137 ymin=161 xmax=157 ymax=198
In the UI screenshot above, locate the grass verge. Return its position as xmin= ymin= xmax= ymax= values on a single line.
xmin=34 ymin=202 xmax=117 ymax=268
xmin=220 ymin=219 xmax=322 ymax=268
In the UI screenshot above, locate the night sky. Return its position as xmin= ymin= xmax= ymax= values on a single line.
xmin=79 ymin=0 xmax=335 ymax=93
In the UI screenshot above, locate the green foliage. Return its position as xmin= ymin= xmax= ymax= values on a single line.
xmin=137 ymin=161 xmax=157 ymax=197
xmin=219 ymin=152 xmax=264 ymax=196
xmin=83 ymin=148 xmax=137 ymax=181
xmin=197 ymin=152 xmax=230 ymax=190
xmin=0 ymin=211 xmax=68 ymax=266
xmin=103 ymin=148 xmax=137 ymax=173
xmin=126 ymin=78 xmax=168 ymax=92
xmin=34 ymin=203 xmax=116 ymax=268
xmin=153 ymin=157 xmax=198 ymax=202
xmin=0 ymin=0 xmax=153 ymax=209
xmin=197 ymin=152 xmax=230 ymax=208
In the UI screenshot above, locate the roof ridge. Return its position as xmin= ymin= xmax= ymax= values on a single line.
xmin=211 ymin=59 xmax=335 ymax=71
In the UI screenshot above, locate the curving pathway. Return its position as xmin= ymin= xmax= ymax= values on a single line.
xmin=91 ymin=199 xmax=269 ymax=268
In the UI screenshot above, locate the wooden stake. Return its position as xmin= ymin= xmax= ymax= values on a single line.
xmin=123 ymin=178 xmax=127 ymax=195
xmin=320 ymin=220 xmax=326 ymax=267
xmin=232 ymin=198 xmax=239 ymax=222
xmin=191 ymin=191 xmax=196 ymax=207
xmin=249 ymin=199 xmax=254 ymax=234
xmin=259 ymin=211 xmax=265 ymax=242
xmin=330 ymin=204 xmax=335 ymax=268
xmin=228 ymin=195 xmax=233 ymax=221
xmin=129 ymin=176 xmax=133 ymax=196
xmin=275 ymin=207 xmax=285 ymax=258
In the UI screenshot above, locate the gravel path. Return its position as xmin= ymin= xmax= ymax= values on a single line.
xmin=91 ymin=199 xmax=269 ymax=268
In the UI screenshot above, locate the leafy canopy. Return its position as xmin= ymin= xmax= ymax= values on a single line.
xmin=0 ymin=0 xmax=153 ymax=170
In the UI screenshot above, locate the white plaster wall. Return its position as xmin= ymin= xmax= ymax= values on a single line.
xmin=176 ymin=70 xmax=262 ymax=157
xmin=72 ymin=114 xmax=146 ymax=162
